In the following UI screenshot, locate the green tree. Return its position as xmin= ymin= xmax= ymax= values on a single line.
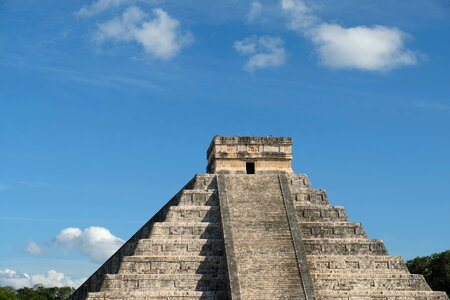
xmin=16 ymin=286 xmax=46 ymax=300
xmin=407 ymin=250 xmax=450 ymax=296
xmin=0 ymin=285 xmax=74 ymax=300
xmin=53 ymin=287 xmax=74 ymax=299
xmin=0 ymin=286 xmax=19 ymax=300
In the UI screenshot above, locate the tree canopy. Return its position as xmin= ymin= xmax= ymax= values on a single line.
xmin=0 ymin=285 xmax=74 ymax=300
xmin=406 ymin=250 xmax=450 ymax=296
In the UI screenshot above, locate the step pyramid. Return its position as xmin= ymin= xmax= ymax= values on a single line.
xmin=69 ymin=136 xmax=449 ymax=300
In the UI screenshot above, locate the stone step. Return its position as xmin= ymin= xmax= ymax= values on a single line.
xmin=300 ymin=222 xmax=367 ymax=238
xmin=296 ymin=206 xmax=348 ymax=222
xmin=303 ymin=239 xmax=388 ymax=255
xmin=312 ymin=273 xmax=431 ymax=291
xmin=101 ymin=274 xmax=227 ymax=291
xmin=307 ymin=255 xmax=409 ymax=273
xmin=237 ymin=261 xmax=301 ymax=275
xmin=119 ymin=256 xmax=226 ymax=274
xmin=240 ymin=289 xmax=307 ymax=300
xmin=165 ymin=206 xmax=220 ymax=222
xmin=177 ymin=190 xmax=218 ymax=206
xmin=316 ymin=290 xmax=449 ymax=300
xmin=134 ymin=239 xmax=224 ymax=256
xmin=149 ymin=222 xmax=222 ymax=239
xmin=86 ymin=290 xmax=229 ymax=300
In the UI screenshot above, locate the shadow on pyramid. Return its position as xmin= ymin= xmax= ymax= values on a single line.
xmin=69 ymin=136 xmax=448 ymax=300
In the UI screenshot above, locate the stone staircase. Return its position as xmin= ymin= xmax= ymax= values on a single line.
xmin=287 ymin=174 xmax=448 ymax=300
xmin=71 ymin=175 xmax=230 ymax=300
xmin=218 ymin=174 xmax=306 ymax=300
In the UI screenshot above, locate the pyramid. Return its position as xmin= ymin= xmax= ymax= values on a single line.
xmin=69 ymin=136 xmax=449 ymax=300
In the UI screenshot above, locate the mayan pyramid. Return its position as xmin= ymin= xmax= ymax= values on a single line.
xmin=69 ymin=136 xmax=449 ymax=300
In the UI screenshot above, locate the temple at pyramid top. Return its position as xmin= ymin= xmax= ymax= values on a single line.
xmin=206 ymin=136 xmax=294 ymax=174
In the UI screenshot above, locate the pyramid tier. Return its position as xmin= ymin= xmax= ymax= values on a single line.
xmin=100 ymin=274 xmax=227 ymax=291
xmin=315 ymin=290 xmax=448 ymax=300
xmin=312 ymin=273 xmax=431 ymax=291
xmin=300 ymin=222 xmax=367 ymax=239
xmin=177 ymin=190 xmax=218 ymax=206
xmin=307 ymin=255 xmax=410 ymax=274
xmin=296 ymin=206 xmax=348 ymax=222
xmin=134 ymin=239 xmax=224 ymax=256
xmin=303 ymin=238 xmax=388 ymax=255
xmin=288 ymin=174 xmax=312 ymax=188
xmin=164 ymin=206 xmax=220 ymax=222
xmin=118 ymin=256 xmax=226 ymax=275
xmin=292 ymin=189 xmax=330 ymax=206
xmin=86 ymin=290 xmax=228 ymax=300
xmin=149 ymin=222 xmax=222 ymax=239
xmin=189 ymin=175 xmax=217 ymax=190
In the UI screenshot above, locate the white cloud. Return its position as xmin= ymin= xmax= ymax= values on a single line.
xmin=53 ymin=227 xmax=124 ymax=264
xmin=234 ymin=36 xmax=286 ymax=72
xmin=280 ymin=0 xmax=420 ymax=71
xmin=247 ymin=1 xmax=263 ymax=23
xmin=76 ymin=0 xmax=132 ymax=17
xmin=0 ymin=269 xmax=86 ymax=288
xmin=95 ymin=6 xmax=193 ymax=60
xmin=0 ymin=184 xmax=9 ymax=191
xmin=26 ymin=241 xmax=45 ymax=255
xmin=310 ymin=24 xmax=418 ymax=71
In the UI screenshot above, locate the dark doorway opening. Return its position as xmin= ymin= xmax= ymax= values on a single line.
xmin=246 ymin=162 xmax=255 ymax=174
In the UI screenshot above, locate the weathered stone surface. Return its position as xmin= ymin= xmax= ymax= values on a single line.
xmin=69 ymin=137 xmax=448 ymax=300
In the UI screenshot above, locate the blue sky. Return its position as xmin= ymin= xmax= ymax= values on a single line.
xmin=1 ymin=0 xmax=449 ymax=288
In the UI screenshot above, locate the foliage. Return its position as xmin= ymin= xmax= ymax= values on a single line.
xmin=0 ymin=285 xmax=74 ymax=300
xmin=0 ymin=286 xmax=19 ymax=300
xmin=407 ymin=250 xmax=450 ymax=296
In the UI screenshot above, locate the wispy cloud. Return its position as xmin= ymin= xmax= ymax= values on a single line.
xmin=234 ymin=36 xmax=286 ymax=72
xmin=26 ymin=241 xmax=45 ymax=255
xmin=281 ymin=0 xmax=319 ymax=31
xmin=247 ymin=1 xmax=263 ymax=23
xmin=0 ymin=269 xmax=86 ymax=288
xmin=415 ymin=101 xmax=450 ymax=111
xmin=280 ymin=0 xmax=420 ymax=71
xmin=76 ymin=0 xmax=137 ymax=17
xmin=0 ymin=184 xmax=9 ymax=191
xmin=94 ymin=6 xmax=193 ymax=60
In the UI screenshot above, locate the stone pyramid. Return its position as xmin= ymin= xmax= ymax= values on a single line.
xmin=69 ymin=136 xmax=449 ymax=300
